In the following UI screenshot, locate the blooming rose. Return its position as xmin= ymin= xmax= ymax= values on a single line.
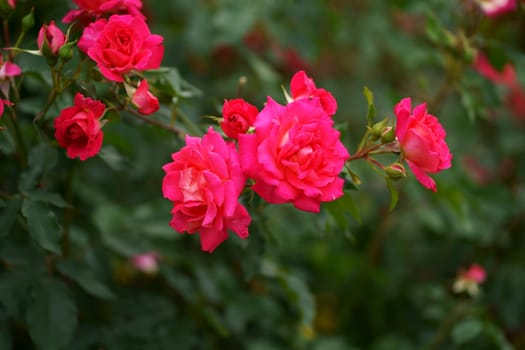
xmin=54 ymin=93 xmax=106 ymax=160
xmin=38 ymin=21 xmax=66 ymax=55
xmin=238 ymin=97 xmax=349 ymax=213
xmin=78 ymin=14 xmax=164 ymax=82
xmin=475 ymin=0 xmax=516 ymax=17
xmin=290 ymin=70 xmax=337 ymax=116
xmin=220 ymin=98 xmax=258 ymax=139
xmin=131 ymin=79 xmax=159 ymax=115
xmin=394 ymin=97 xmax=452 ymax=192
xmin=63 ymin=0 xmax=143 ymax=23
xmin=162 ymin=128 xmax=251 ymax=253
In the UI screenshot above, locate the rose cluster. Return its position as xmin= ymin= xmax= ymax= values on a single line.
xmin=9 ymin=0 xmax=164 ymax=161
xmin=162 ymin=70 xmax=453 ymax=252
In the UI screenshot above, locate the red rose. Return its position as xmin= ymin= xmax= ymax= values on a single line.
xmin=220 ymin=98 xmax=258 ymax=139
xmin=394 ymin=97 xmax=452 ymax=192
xmin=54 ymin=93 xmax=106 ymax=160
xmin=290 ymin=70 xmax=337 ymax=116
xmin=63 ymin=0 xmax=143 ymax=23
xmin=78 ymin=14 xmax=164 ymax=82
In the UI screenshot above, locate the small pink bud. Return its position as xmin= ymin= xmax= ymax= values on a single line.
xmin=385 ymin=162 xmax=407 ymax=180
xmin=37 ymin=21 xmax=66 ymax=55
xmin=453 ymin=264 xmax=486 ymax=297
xmin=131 ymin=80 xmax=159 ymax=115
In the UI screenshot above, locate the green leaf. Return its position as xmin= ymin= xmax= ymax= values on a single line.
xmin=0 ymin=197 xmax=22 ymax=238
xmin=19 ymin=143 xmax=57 ymax=192
xmin=385 ymin=178 xmax=399 ymax=211
xmin=56 ymin=261 xmax=115 ymax=300
xmin=279 ymin=273 xmax=315 ymax=328
xmin=26 ymin=278 xmax=77 ymax=350
xmin=28 ymin=189 xmax=71 ymax=208
xmin=452 ymin=319 xmax=483 ymax=345
xmin=22 ymin=199 xmax=62 ymax=254
xmin=363 ymin=86 xmax=376 ymax=126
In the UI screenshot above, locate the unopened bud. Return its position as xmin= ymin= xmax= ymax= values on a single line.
xmin=385 ymin=163 xmax=407 ymax=180
xmin=371 ymin=119 xmax=388 ymax=140
xmin=58 ymin=42 xmax=75 ymax=62
xmin=21 ymin=8 xmax=35 ymax=32
xmin=380 ymin=126 xmax=395 ymax=144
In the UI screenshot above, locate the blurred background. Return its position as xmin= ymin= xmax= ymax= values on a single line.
xmin=2 ymin=0 xmax=525 ymax=349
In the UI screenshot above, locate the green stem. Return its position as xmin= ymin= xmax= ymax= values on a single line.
xmin=174 ymin=107 xmax=202 ymax=136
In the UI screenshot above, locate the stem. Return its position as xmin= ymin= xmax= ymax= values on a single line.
xmin=422 ymin=302 xmax=470 ymax=350
xmin=174 ymin=107 xmax=202 ymax=136
xmin=61 ymin=163 xmax=75 ymax=258
xmin=3 ymin=19 xmax=13 ymax=61
xmin=126 ymin=107 xmax=186 ymax=137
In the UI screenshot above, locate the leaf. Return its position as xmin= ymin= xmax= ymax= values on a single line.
xmin=19 ymin=143 xmax=57 ymax=192
xmin=28 ymin=189 xmax=71 ymax=208
xmin=363 ymin=86 xmax=376 ymax=126
xmin=22 ymin=199 xmax=62 ymax=254
xmin=56 ymin=261 xmax=115 ymax=300
xmin=452 ymin=319 xmax=483 ymax=345
xmin=385 ymin=178 xmax=399 ymax=211
xmin=0 ymin=197 xmax=22 ymax=238
xmin=279 ymin=273 xmax=315 ymax=328
xmin=26 ymin=278 xmax=77 ymax=350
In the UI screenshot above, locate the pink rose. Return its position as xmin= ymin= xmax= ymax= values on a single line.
xmin=131 ymin=79 xmax=159 ymax=115
xmin=0 ymin=59 xmax=21 ymax=99
xmin=37 ymin=21 xmax=66 ymax=55
xmin=131 ymin=252 xmax=160 ymax=274
xmin=54 ymin=93 xmax=106 ymax=160
xmin=475 ymin=0 xmax=516 ymax=17
xmin=7 ymin=0 xmax=15 ymax=8
xmin=162 ymin=128 xmax=251 ymax=253
xmin=238 ymin=97 xmax=349 ymax=213
xmin=63 ymin=0 xmax=143 ymax=24
xmin=78 ymin=14 xmax=164 ymax=82
xmin=290 ymin=70 xmax=337 ymax=116
xmin=394 ymin=97 xmax=452 ymax=192
xmin=220 ymin=98 xmax=258 ymax=139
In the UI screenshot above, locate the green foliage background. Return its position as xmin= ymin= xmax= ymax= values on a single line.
xmin=1 ymin=0 xmax=525 ymax=349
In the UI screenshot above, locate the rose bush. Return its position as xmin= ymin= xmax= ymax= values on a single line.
xmin=162 ymin=128 xmax=251 ymax=252
xmin=78 ymin=14 xmax=164 ymax=82
xmin=53 ymin=92 xmax=106 ymax=160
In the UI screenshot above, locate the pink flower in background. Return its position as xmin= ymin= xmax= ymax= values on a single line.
xmin=290 ymin=70 xmax=337 ymax=116
xmin=37 ymin=21 xmax=66 ymax=55
xmin=0 ymin=59 xmax=21 ymax=99
xmin=220 ymin=98 xmax=258 ymax=139
xmin=7 ymin=0 xmax=15 ymax=8
xmin=78 ymin=14 xmax=164 ymax=82
xmin=63 ymin=0 xmax=143 ymax=23
xmin=394 ymin=97 xmax=452 ymax=192
xmin=475 ymin=0 xmax=517 ymax=17
xmin=131 ymin=252 xmax=160 ymax=274
xmin=0 ymin=98 xmax=13 ymax=117
xmin=162 ymin=128 xmax=251 ymax=253
xmin=238 ymin=97 xmax=349 ymax=213
xmin=54 ymin=93 xmax=106 ymax=160
xmin=131 ymin=79 xmax=159 ymax=115
xmin=473 ymin=52 xmax=525 ymax=120
xmin=453 ymin=264 xmax=487 ymax=296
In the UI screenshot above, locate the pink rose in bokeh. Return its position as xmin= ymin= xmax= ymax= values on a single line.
xmin=131 ymin=252 xmax=160 ymax=274
xmin=238 ymin=97 xmax=349 ymax=213
xmin=220 ymin=98 xmax=258 ymax=139
xmin=473 ymin=52 xmax=525 ymax=120
xmin=131 ymin=79 xmax=159 ymax=115
xmin=63 ymin=0 xmax=143 ymax=24
xmin=475 ymin=0 xmax=516 ymax=17
xmin=162 ymin=128 xmax=251 ymax=253
xmin=453 ymin=264 xmax=486 ymax=296
xmin=78 ymin=14 xmax=164 ymax=82
xmin=54 ymin=93 xmax=106 ymax=160
xmin=38 ymin=21 xmax=66 ymax=55
xmin=7 ymin=0 xmax=15 ymax=8
xmin=290 ymin=70 xmax=337 ymax=116
xmin=394 ymin=97 xmax=452 ymax=192
xmin=0 ymin=98 xmax=13 ymax=118
xmin=0 ymin=59 xmax=21 ymax=99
